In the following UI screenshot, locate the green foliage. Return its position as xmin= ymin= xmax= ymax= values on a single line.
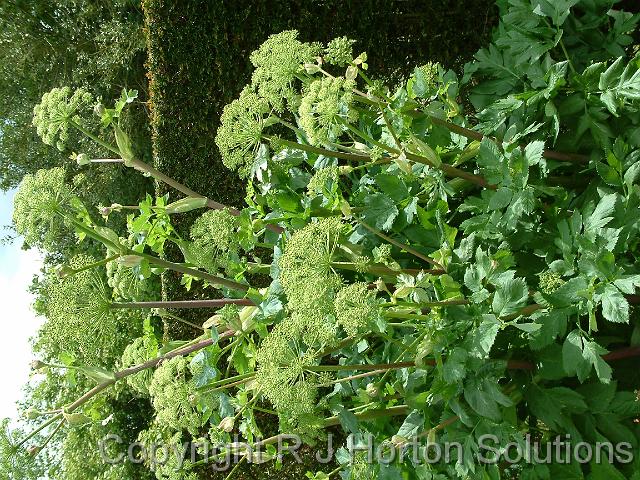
xmin=0 ymin=0 xmax=149 ymax=190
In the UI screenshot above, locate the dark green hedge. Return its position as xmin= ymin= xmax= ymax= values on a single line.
xmin=143 ymin=0 xmax=497 ymax=208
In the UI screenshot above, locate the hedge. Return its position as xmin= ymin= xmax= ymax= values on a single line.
xmin=142 ymin=2 xmax=496 ymax=477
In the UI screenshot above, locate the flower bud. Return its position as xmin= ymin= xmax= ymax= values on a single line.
xmin=27 ymin=445 xmax=41 ymax=456
xmin=165 ymin=197 xmax=208 ymax=214
xmin=365 ymin=383 xmax=379 ymax=398
xmin=345 ymin=65 xmax=358 ymax=80
xmin=117 ymin=255 xmax=143 ymax=268
xmin=25 ymin=408 xmax=40 ymax=420
xmin=30 ymin=360 xmax=46 ymax=371
xmin=188 ymin=394 xmax=198 ymax=406
xmin=304 ymin=63 xmax=321 ymax=74
xmin=94 ymin=103 xmax=105 ymax=117
xmin=63 ymin=411 xmax=91 ymax=426
xmin=391 ymin=435 xmax=409 ymax=449
xmin=75 ymin=153 xmax=91 ymax=166
xmin=218 ymin=416 xmax=235 ymax=433
xmin=98 ymin=206 xmax=112 ymax=218
xmin=202 ymin=314 xmax=224 ymax=330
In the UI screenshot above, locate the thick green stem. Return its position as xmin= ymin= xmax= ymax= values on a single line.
xmin=306 ymin=361 xmax=414 ymax=373
xmin=16 ymin=414 xmax=64 ymax=448
xmin=71 ymin=120 xmax=283 ymax=234
xmin=198 ymin=372 xmax=256 ymax=393
xmin=263 ymin=136 xmax=372 ymax=162
xmin=65 ymin=334 xmax=233 ymax=414
xmin=110 ymin=299 xmax=254 ymax=309
xmin=70 ymin=120 xmax=121 ymax=156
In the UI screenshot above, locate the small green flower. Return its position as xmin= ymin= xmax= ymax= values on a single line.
xmin=250 ymin=30 xmax=322 ymax=112
xmin=255 ymin=320 xmax=329 ymax=438
xmin=32 ymin=87 xmax=93 ymax=151
xmin=353 ymin=255 xmax=371 ymax=274
xmin=215 ymin=87 xmax=271 ymax=178
xmin=538 ymin=270 xmax=565 ymax=294
xmin=299 ymin=76 xmax=357 ymax=146
xmin=334 ymin=282 xmax=379 ymax=336
xmin=120 ymin=334 xmax=158 ymax=395
xmin=324 ymin=37 xmax=356 ymax=66
xmin=279 ymin=218 xmax=345 ymax=310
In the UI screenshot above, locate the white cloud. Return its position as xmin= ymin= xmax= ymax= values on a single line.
xmin=0 ymin=246 xmax=44 ymax=421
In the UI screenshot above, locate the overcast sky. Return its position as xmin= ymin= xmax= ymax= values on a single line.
xmin=0 ymin=188 xmax=44 ymax=422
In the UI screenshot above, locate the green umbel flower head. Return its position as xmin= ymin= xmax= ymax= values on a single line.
xmin=13 ymin=167 xmax=76 ymax=250
xmin=215 ymin=87 xmax=271 ymax=178
xmin=106 ymin=238 xmax=159 ymax=301
xmin=138 ymin=426 xmax=198 ymax=480
xmin=538 ymin=270 xmax=565 ymax=294
xmin=299 ymin=76 xmax=357 ymax=146
xmin=148 ymin=356 xmax=201 ymax=435
xmin=324 ymin=37 xmax=356 ymax=66
xmin=42 ymin=255 xmax=116 ymax=364
xmin=279 ymin=218 xmax=345 ymax=310
xmin=334 ymin=283 xmax=379 ymax=336
xmin=120 ymin=334 xmax=158 ymax=395
xmin=189 ymin=209 xmax=239 ymax=274
xmin=307 ymin=166 xmax=339 ymax=196
xmin=250 ymin=30 xmax=321 ymax=112
xmin=32 ymin=87 xmax=93 ymax=151
xmin=255 ymin=320 xmax=329 ymax=439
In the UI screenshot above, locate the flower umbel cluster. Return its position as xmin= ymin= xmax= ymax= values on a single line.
xmin=538 ymin=270 xmax=565 ymax=294
xmin=324 ymin=37 xmax=356 ymax=66
xmin=13 ymin=167 xmax=76 ymax=250
xmin=334 ymin=282 xmax=379 ymax=336
xmin=148 ymin=356 xmax=201 ymax=435
xmin=307 ymin=166 xmax=339 ymax=196
xmin=278 ymin=217 xmax=344 ymax=310
xmin=43 ymin=255 xmax=116 ymax=364
xmin=299 ymin=76 xmax=357 ymax=146
xmin=249 ymin=30 xmax=321 ymax=113
xmin=189 ymin=209 xmax=239 ymax=274
xmin=120 ymin=333 xmax=159 ymax=395
xmin=32 ymin=87 xmax=93 ymax=151
xmin=255 ymin=320 xmax=329 ymax=440
xmin=214 ymin=87 xmax=270 ymax=178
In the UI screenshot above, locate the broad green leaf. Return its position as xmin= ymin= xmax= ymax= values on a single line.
xmin=492 ymin=277 xmax=529 ymax=317
xmin=362 ymin=193 xmax=399 ymax=231
xmin=601 ymin=284 xmax=629 ymax=323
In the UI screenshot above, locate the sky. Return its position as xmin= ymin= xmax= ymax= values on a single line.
xmin=0 ymin=188 xmax=44 ymax=421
